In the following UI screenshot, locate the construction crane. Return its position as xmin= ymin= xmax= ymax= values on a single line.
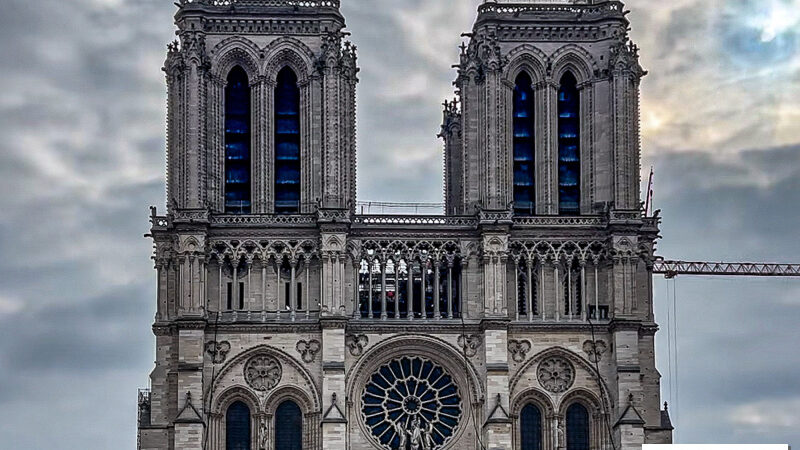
xmin=653 ymin=259 xmax=800 ymax=279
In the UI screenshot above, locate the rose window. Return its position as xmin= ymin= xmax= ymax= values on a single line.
xmin=243 ymin=354 xmax=282 ymax=392
xmin=361 ymin=356 xmax=462 ymax=449
xmin=537 ymin=356 xmax=575 ymax=393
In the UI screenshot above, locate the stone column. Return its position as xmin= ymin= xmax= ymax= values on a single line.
xmin=320 ymin=319 xmax=347 ymax=448
xmin=535 ymin=79 xmax=559 ymax=215
xmin=320 ymin=230 xmax=348 ymax=317
xmin=484 ymin=320 xmax=512 ymax=449
xmin=173 ymin=321 xmax=206 ymax=450
xmin=481 ymin=232 xmax=509 ymax=317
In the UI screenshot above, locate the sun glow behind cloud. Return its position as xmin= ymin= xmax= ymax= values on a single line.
xmin=746 ymin=0 xmax=800 ymax=42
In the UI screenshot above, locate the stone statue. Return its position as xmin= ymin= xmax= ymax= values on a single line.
xmin=394 ymin=420 xmax=407 ymax=449
xmin=423 ymin=420 xmax=435 ymax=450
xmin=259 ymin=417 xmax=268 ymax=450
xmin=408 ymin=416 xmax=425 ymax=450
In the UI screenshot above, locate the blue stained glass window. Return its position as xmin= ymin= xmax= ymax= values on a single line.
xmin=274 ymin=67 xmax=301 ymax=214
xmin=275 ymin=401 xmax=302 ymax=450
xmin=566 ymin=403 xmax=590 ymax=450
xmin=225 ymin=67 xmax=251 ymax=214
xmin=361 ymin=356 xmax=462 ymax=449
xmin=226 ymin=401 xmax=251 ymax=450
xmin=558 ymin=72 xmax=581 ymax=215
xmin=513 ymin=72 xmax=536 ymax=216
xmin=521 ymin=404 xmax=542 ymax=450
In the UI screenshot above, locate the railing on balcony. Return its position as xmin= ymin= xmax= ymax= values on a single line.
xmin=510 ymin=240 xmax=611 ymax=323
xmin=179 ymin=0 xmax=340 ymax=7
xmin=354 ymin=241 xmax=462 ymax=320
xmin=213 ymin=309 xmax=321 ymax=323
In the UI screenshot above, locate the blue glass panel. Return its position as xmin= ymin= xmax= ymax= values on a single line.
xmin=226 ymin=142 xmax=249 ymax=160
xmin=276 ymin=141 xmax=300 ymax=159
xmin=559 ymin=145 xmax=579 ymax=162
xmin=559 ymin=165 xmax=579 ymax=186
xmin=361 ymin=357 xmax=462 ymax=448
xmin=513 ymin=72 xmax=536 ymax=215
xmin=567 ymin=403 xmax=590 ymax=450
xmin=276 ymin=118 xmax=300 ymax=135
xmin=225 ymin=67 xmax=251 ymax=214
xmin=226 ymin=167 xmax=250 ymax=184
xmin=226 ymin=401 xmax=251 ymax=450
xmin=274 ymin=67 xmax=301 ymax=214
xmin=226 ymin=118 xmax=249 ymax=135
xmin=521 ymin=404 xmax=542 ymax=450
xmin=558 ymin=72 xmax=581 ymax=215
xmin=275 ymin=401 xmax=302 ymax=450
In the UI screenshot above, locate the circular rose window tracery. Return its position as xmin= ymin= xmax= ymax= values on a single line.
xmin=361 ymin=356 xmax=462 ymax=449
xmin=537 ymin=356 xmax=575 ymax=393
xmin=243 ymin=354 xmax=282 ymax=392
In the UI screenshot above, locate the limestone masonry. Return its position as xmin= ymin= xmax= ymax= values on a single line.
xmin=138 ymin=1 xmax=673 ymax=449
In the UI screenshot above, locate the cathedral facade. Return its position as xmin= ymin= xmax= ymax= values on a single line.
xmin=138 ymin=1 xmax=673 ymax=449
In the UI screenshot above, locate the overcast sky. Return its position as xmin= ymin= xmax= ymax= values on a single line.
xmin=0 ymin=0 xmax=798 ymax=448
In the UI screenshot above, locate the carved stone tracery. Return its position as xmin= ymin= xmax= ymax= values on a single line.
xmin=296 ymin=339 xmax=321 ymax=363
xmin=244 ymin=354 xmax=283 ymax=392
xmin=537 ymin=356 xmax=575 ymax=393
xmin=345 ymin=334 xmax=369 ymax=357
xmin=508 ymin=339 xmax=532 ymax=363
xmin=206 ymin=340 xmax=232 ymax=364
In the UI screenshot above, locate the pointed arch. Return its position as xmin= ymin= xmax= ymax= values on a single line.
xmin=275 ymin=400 xmax=303 ymax=450
xmin=521 ymin=403 xmax=543 ymax=450
xmin=557 ymin=71 xmax=580 ymax=215
xmin=512 ymin=388 xmax=554 ymax=450
xmin=263 ymin=39 xmax=315 ymax=85
xmin=226 ymin=401 xmax=252 ymax=450
xmin=225 ymin=66 xmax=252 ymax=214
xmin=211 ymin=344 xmax=321 ymax=413
xmin=513 ymin=71 xmax=536 ymax=215
xmin=274 ymin=66 xmax=301 ymax=214
xmin=550 ymin=45 xmax=596 ymax=84
xmin=504 ymin=45 xmax=548 ymax=84
xmin=566 ymin=403 xmax=590 ymax=450
xmin=211 ymin=37 xmax=262 ymax=81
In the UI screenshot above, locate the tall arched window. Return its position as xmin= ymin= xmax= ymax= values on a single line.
xmin=226 ymin=401 xmax=251 ymax=450
xmin=513 ymin=72 xmax=536 ymax=215
xmin=558 ymin=72 xmax=580 ymax=215
xmin=566 ymin=403 xmax=590 ymax=450
xmin=225 ymin=66 xmax=252 ymax=214
xmin=275 ymin=400 xmax=302 ymax=450
xmin=520 ymin=403 xmax=543 ymax=450
xmin=274 ymin=67 xmax=301 ymax=214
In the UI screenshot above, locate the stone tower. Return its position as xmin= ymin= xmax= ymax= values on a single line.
xmin=139 ymin=1 xmax=673 ymax=449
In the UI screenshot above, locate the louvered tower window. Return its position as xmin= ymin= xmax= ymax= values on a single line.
xmin=520 ymin=403 xmax=543 ymax=450
xmin=226 ymin=401 xmax=251 ymax=450
xmin=225 ymin=67 xmax=252 ymax=214
xmin=513 ymin=72 xmax=536 ymax=215
xmin=274 ymin=67 xmax=301 ymax=214
xmin=566 ymin=403 xmax=590 ymax=450
xmin=275 ymin=400 xmax=302 ymax=450
xmin=558 ymin=72 xmax=580 ymax=215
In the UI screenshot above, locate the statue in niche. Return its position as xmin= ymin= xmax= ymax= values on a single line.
xmin=258 ymin=417 xmax=268 ymax=450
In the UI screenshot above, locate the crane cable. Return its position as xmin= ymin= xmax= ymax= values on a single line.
xmin=672 ymin=278 xmax=680 ymax=438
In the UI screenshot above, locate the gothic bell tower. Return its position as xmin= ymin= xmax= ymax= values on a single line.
xmin=141 ymin=1 xmax=671 ymax=449
xmin=164 ymin=0 xmax=357 ymax=216
xmin=441 ymin=0 xmax=645 ymax=217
